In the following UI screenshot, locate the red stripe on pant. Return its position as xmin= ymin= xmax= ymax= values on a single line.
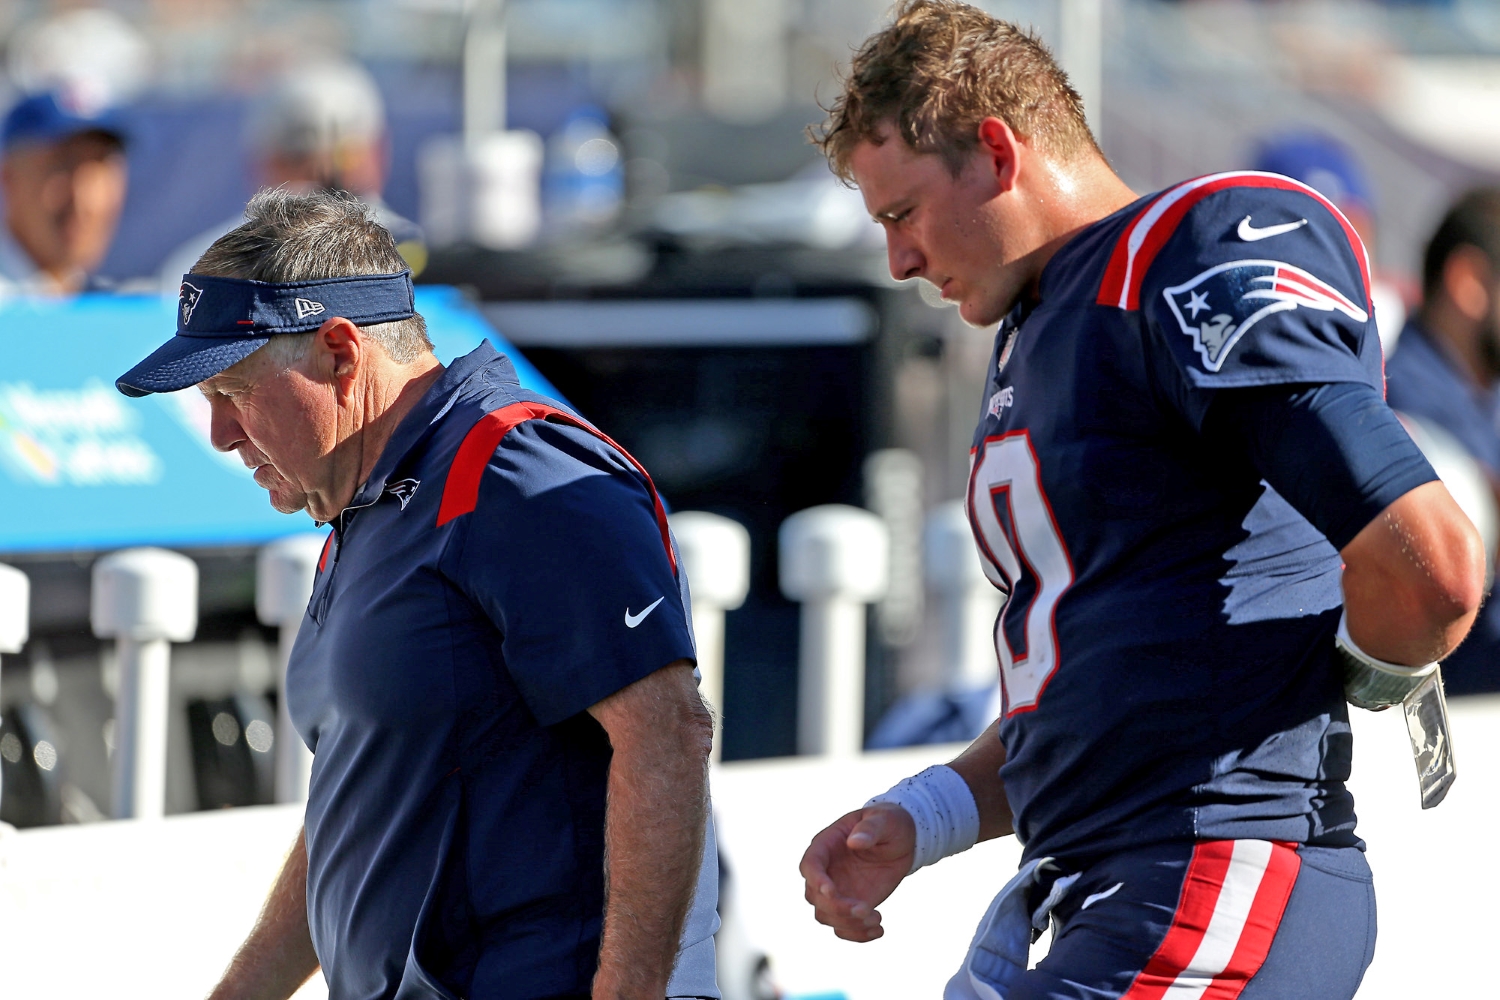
xmin=1121 ymin=840 xmax=1301 ymax=1000
xmin=1200 ymin=843 xmax=1301 ymax=1000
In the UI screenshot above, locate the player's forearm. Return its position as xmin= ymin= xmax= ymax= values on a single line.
xmin=207 ymin=830 xmax=320 ymax=1000
xmin=1341 ymin=481 xmax=1486 ymax=665
xmin=947 ymin=720 xmax=1014 ymax=842
xmin=593 ymin=701 xmax=713 ymax=999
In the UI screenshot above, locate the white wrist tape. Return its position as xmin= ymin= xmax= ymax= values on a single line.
xmin=866 ymin=764 xmax=981 ymax=874
xmin=1336 ymin=610 xmax=1438 ymax=710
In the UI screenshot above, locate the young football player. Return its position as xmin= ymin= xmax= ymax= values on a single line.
xmin=799 ymin=4 xmax=1484 ymax=998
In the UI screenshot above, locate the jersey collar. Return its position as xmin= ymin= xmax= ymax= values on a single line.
xmin=345 ymin=341 xmax=520 ymax=511
xmin=1033 ymin=191 xmax=1156 ymax=307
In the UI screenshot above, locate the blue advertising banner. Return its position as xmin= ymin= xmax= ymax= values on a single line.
xmin=0 ymin=287 xmax=558 ymax=553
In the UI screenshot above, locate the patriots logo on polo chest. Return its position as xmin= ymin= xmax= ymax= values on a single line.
xmin=1162 ymin=259 xmax=1368 ymax=372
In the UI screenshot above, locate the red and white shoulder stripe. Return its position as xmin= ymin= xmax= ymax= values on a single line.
xmin=436 ymin=400 xmax=677 ymax=573
xmin=1120 ymin=839 xmax=1301 ymax=1000
xmin=1096 ymin=171 xmax=1372 ymax=312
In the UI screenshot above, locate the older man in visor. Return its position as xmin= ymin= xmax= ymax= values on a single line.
xmin=118 ymin=188 xmax=720 ymax=1000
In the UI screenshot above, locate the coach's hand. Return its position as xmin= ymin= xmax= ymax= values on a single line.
xmin=800 ymin=803 xmax=915 ymax=942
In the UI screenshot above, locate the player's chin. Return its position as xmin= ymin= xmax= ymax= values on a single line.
xmin=958 ymin=296 xmax=1006 ymax=329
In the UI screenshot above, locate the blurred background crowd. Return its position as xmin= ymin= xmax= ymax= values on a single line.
xmin=4 ymin=0 xmax=1500 ymax=831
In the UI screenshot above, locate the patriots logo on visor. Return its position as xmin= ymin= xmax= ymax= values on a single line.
xmin=179 ymin=282 xmax=203 ymax=326
xmin=1163 ymin=259 xmax=1369 ymax=372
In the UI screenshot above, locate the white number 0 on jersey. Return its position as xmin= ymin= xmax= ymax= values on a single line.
xmin=967 ymin=431 xmax=1075 ymax=716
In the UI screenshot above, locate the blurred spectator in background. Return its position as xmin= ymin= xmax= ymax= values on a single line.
xmin=158 ymin=60 xmax=425 ymax=288
xmin=1252 ymin=132 xmax=1408 ymax=355
xmin=1386 ymin=190 xmax=1500 ymax=694
xmin=0 ymin=90 xmax=128 ymax=295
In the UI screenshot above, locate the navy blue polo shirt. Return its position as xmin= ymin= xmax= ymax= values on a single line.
xmin=285 ymin=343 xmax=720 ymax=1000
xmin=1387 ymin=320 xmax=1500 ymax=694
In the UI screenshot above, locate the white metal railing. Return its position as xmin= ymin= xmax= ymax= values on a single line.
xmin=89 ymin=548 xmax=198 ymax=820
xmin=924 ymin=501 xmax=1004 ymax=692
xmin=669 ymin=512 xmax=750 ymax=762
xmin=255 ymin=534 xmax=326 ymax=804
xmin=1 ymin=497 xmax=932 ymax=817
xmin=0 ymin=563 xmax=28 ymax=657
xmin=779 ymin=505 xmax=889 ymax=757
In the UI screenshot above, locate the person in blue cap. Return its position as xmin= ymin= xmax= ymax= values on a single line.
xmin=1251 ymin=131 xmax=1409 ymax=354
xmin=0 ymin=89 xmax=128 ymax=295
xmin=117 ymin=188 xmax=720 ymax=1000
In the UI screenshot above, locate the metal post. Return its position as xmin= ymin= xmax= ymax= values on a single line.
xmin=464 ymin=0 xmax=507 ymax=140
xmin=1058 ymin=0 xmax=1104 ymax=142
xmin=779 ymin=505 xmax=889 ymax=757
xmin=0 ymin=563 xmax=28 ymax=808
xmin=256 ymin=533 xmax=327 ymax=804
xmin=925 ymin=501 xmax=1005 ymax=690
xmin=113 ymin=636 xmax=170 ymax=820
xmin=668 ymin=512 xmax=751 ymax=761
xmin=0 ymin=564 xmax=29 ymax=655
xmin=91 ymin=548 xmax=197 ymax=820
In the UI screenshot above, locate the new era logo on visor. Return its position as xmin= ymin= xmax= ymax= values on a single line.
xmin=295 ymin=297 xmax=326 ymax=320
xmin=179 ymin=282 xmax=203 ymax=325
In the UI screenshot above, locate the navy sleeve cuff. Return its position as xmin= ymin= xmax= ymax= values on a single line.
xmin=1203 ymin=380 xmax=1439 ymax=550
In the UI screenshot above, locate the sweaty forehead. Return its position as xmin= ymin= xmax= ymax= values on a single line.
xmin=854 ymin=137 xmax=946 ymax=210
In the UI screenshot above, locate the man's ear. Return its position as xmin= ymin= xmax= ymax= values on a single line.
xmin=976 ymin=116 xmax=1023 ymax=194
xmin=314 ymin=317 xmax=364 ymax=405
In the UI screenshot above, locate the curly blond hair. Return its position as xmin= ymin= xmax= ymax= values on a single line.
xmin=811 ymin=0 xmax=1097 ymax=181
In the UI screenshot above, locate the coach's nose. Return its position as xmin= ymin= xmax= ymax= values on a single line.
xmin=207 ymin=395 xmax=248 ymax=455
xmin=886 ymin=231 xmax=925 ymax=282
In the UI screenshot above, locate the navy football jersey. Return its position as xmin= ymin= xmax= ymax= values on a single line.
xmin=968 ymin=172 xmax=1387 ymax=863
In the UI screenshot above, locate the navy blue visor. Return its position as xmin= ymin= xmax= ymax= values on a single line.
xmin=116 ymin=270 xmax=416 ymax=397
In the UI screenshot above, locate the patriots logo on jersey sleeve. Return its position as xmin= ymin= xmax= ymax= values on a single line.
xmin=1162 ymin=259 xmax=1368 ymax=372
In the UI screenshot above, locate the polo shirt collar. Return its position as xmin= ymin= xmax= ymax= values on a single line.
xmin=346 ymin=340 xmax=519 ymax=511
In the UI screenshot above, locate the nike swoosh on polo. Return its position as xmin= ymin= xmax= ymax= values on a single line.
xmin=624 ymin=596 xmax=665 ymax=628
xmin=1237 ymin=216 xmax=1309 ymax=242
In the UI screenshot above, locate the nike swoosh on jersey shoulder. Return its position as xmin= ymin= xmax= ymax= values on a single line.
xmin=1236 ymin=216 xmax=1309 ymax=242
xmin=1097 ymin=171 xmax=1371 ymax=311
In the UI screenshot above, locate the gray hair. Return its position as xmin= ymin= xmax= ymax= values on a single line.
xmin=192 ymin=188 xmax=432 ymax=368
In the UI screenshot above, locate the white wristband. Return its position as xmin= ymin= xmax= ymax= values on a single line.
xmin=866 ymin=764 xmax=981 ymax=874
xmin=1336 ymin=610 xmax=1437 ymax=710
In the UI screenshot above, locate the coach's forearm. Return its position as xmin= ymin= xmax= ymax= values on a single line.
xmin=947 ymin=719 xmax=1014 ymax=843
xmin=591 ymin=665 xmax=713 ymax=1000
xmin=207 ymin=829 xmax=320 ymax=1000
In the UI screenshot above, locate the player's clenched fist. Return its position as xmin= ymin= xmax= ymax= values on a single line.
xmin=798 ymin=803 xmax=915 ymax=942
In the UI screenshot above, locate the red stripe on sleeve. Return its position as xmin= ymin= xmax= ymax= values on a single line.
xmin=1098 ymin=172 xmax=1373 ymax=312
xmin=435 ymin=401 xmax=678 ymax=574
xmin=1198 ymin=842 xmax=1302 ymax=1000
xmin=1120 ymin=840 xmax=1237 ymax=1000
